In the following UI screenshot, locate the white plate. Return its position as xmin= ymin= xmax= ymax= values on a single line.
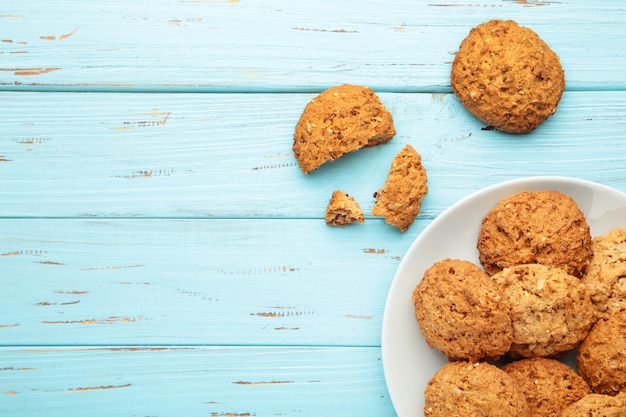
xmin=381 ymin=176 xmax=626 ymax=417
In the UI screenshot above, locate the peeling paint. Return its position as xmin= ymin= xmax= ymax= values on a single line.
xmin=0 ymin=67 xmax=61 ymax=76
xmin=39 ymin=28 xmax=79 ymax=41
xmin=69 ymin=383 xmax=132 ymax=392
xmin=293 ymin=27 xmax=359 ymax=33
xmin=114 ymin=111 xmax=170 ymax=130
xmin=363 ymin=248 xmax=386 ymax=254
xmin=54 ymin=290 xmax=88 ymax=295
xmin=251 ymin=162 xmax=297 ymax=171
xmin=42 ymin=316 xmax=142 ymax=325
xmin=36 ymin=260 xmax=64 ymax=266
xmin=84 ymin=264 xmax=142 ymax=272
xmin=346 ymin=314 xmax=373 ymax=320
xmin=233 ymin=380 xmax=293 ymax=385
xmin=251 ymin=310 xmax=313 ymax=318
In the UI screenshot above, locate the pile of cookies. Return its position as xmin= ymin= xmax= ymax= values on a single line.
xmin=412 ymin=189 xmax=626 ymax=416
xmin=293 ymin=83 xmax=428 ymax=232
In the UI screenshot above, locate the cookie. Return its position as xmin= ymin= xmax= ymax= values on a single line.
xmin=477 ymin=190 xmax=592 ymax=278
xmin=293 ymin=84 xmax=395 ymax=174
xmin=412 ymin=259 xmax=512 ymax=362
xmin=582 ymin=228 xmax=626 ymax=318
xmin=577 ymin=311 xmax=626 ymax=396
xmin=493 ymin=264 xmax=595 ymax=358
xmin=451 ymin=19 xmax=565 ymax=133
xmin=372 ymin=144 xmax=428 ymax=232
xmin=502 ymin=358 xmax=591 ymax=417
xmin=325 ymin=190 xmax=364 ymax=226
xmin=424 ymin=361 xmax=531 ymax=417
xmin=561 ymin=394 xmax=626 ymax=417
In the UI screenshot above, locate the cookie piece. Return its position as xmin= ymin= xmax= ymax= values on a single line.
xmin=325 ymin=190 xmax=364 ymax=226
xmin=577 ymin=311 xmax=626 ymax=396
xmin=582 ymin=228 xmax=626 ymax=318
xmin=562 ymin=394 xmax=626 ymax=417
xmin=424 ymin=361 xmax=531 ymax=417
xmin=372 ymin=144 xmax=428 ymax=232
xmin=493 ymin=264 xmax=595 ymax=358
xmin=451 ymin=19 xmax=565 ymax=133
xmin=293 ymin=84 xmax=395 ymax=174
xmin=502 ymin=358 xmax=591 ymax=417
xmin=477 ymin=190 xmax=592 ymax=278
xmin=412 ymin=259 xmax=512 ymax=362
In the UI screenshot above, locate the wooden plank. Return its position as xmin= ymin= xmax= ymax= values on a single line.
xmin=2 ymin=91 xmax=626 ymax=218
xmin=0 ymin=346 xmax=395 ymax=417
xmin=0 ymin=218 xmax=417 ymax=346
xmin=1 ymin=1 xmax=625 ymax=91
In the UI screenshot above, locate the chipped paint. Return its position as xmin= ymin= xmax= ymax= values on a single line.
xmin=211 ymin=413 xmax=251 ymax=417
xmin=36 ymin=260 xmax=64 ymax=266
xmin=292 ymin=27 xmax=359 ymax=33
xmin=3 ymin=391 xmax=18 ymax=395
xmin=252 ymin=162 xmax=297 ymax=171
xmin=114 ymin=111 xmax=170 ymax=130
xmin=69 ymin=383 xmax=132 ymax=392
xmin=0 ymin=156 xmax=11 ymax=162
xmin=39 ymin=28 xmax=79 ymax=41
xmin=0 ymin=14 xmax=21 ymax=18
xmin=345 ymin=314 xmax=373 ymax=320
xmin=42 ymin=316 xmax=143 ymax=325
xmin=0 ymin=323 xmax=19 ymax=328
xmin=54 ymin=290 xmax=88 ymax=295
xmin=36 ymin=300 xmax=80 ymax=306
xmin=274 ymin=327 xmax=300 ymax=330
xmin=363 ymin=248 xmax=386 ymax=254
xmin=0 ymin=367 xmax=38 ymax=372
xmin=81 ymin=264 xmax=144 ymax=272
xmin=251 ymin=310 xmax=313 ymax=318
xmin=233 ymin=380 xmax=293 ymax=385
xmin=0 ymin=67 xmax=61 ymax=76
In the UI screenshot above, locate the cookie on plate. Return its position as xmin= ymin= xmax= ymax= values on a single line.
xmin=412 ymin=259 xmax=512 ymax=362
xmin=450 ymin=19 xmax=565 ymax=133
xmin=502 ymin=357 xmax=591 ymax=417
xmin=372 ymin=144 xmax=428 ymax=232
xmin=293 ymin=84 xmax=395 ymax=174
xmin=424 ymin=361 xmax=531 ymax=417
xmin=582 ymin=228 xmax=626 ymax=318
xmin=477 ymin=190 xmax=592 ymax=278
xmin=493 ymin=264 xmax=595 ymax=358
xmin=325 ymin=190 xmax=364 ymax=226
xmin=561 ymin=394 xmax=626 ymax=417
xmin=577 ymin=310 xmax=626 ymax=396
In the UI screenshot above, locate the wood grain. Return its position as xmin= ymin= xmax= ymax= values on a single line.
xmin=1 ymin=1 xmax=625 ymax=91
xmin=2 ymin=91 xmax=625 ymax=218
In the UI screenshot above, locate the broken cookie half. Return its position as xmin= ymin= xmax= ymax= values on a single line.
xmin=372 ymin=144 xmax=428 ymax=232
xmin=293 ymin=84 xmax=396 ymax=174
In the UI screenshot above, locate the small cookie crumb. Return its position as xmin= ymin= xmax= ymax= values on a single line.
xmin=325 ymin=190 xmax=364 ymax=226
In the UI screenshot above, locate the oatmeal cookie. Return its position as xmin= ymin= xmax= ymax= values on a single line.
xmin=582 ymin=228 xmax=626 ymax=318
xmin=577 ymin=311 xmax=626 ymax=396
xmin=412 ymin=259 xmax=512 ymax=362
xmin=502 ymin=358 xmax=591 ymax=417
xmin=493 ymin=264 xmax=595 ymax=358
xmin=562 ymin=394 xmax=626 ymax=417
xmin=424 ymin=361 xmax=531 ymax=417
xmin=372 ymin=144 xmax=428 ymax=232
xmin=477 ymin=190 xmax=592 ymax=278
xmin=325 ymin=190 xmax=364 ymax=226
xmin=451 ymin=19 xmax=565 ymax=133
xmin=293 ymin=84 xmax=395 ymax=174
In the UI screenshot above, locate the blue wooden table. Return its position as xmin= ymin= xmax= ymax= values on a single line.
xmin=1 ymin=1 xmax=626 ymax=416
